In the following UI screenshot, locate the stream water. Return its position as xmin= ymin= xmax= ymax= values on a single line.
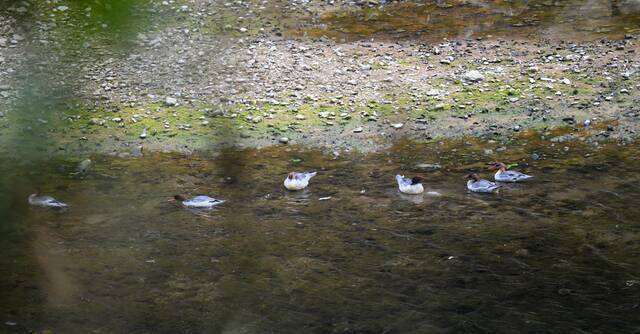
xmin=298 ymin=0 xmax=640 ymax=41
xmin=1 ymin=137 xmax=639 ymax=333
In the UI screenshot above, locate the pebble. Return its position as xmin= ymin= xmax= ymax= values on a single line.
xmin=165 ymin=97 xmax=177 ymax=106
xmin=140 ymin=128 xmax=148 ymax=139
xmin=531 ymin=152 xmax=541 ymax=160
xmin=295 ymin=114 xmax=306 ymax=120
xmin=278 ymin=137 xmax=289 ymax=144
xmin=415 ymin=163 xmax=441 ymax=170
xmin=463 ymin=70 xmax=484 ymax=82
xmin=391 ymin=123 xmax=403 ymax=129
xmin=353 ymin=127 xmax=363 ymax=133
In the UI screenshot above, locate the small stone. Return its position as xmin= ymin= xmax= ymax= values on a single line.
xmin=252 ymin=116 xmax=263 ymax=123
xmin=57 ymin=5 xmax=69 ymax=11
xmin=463 ymin=70 xmax=484 ymax=82
xmin=295 ymin=114 xmax=306 ymax=120
xmin=415 ymin=163 xmax=441 ymax=170
xmin=140 ymin=128 xmax=148 ymax=139
xmin=513 ymin=125 xmax=521 ymax=132
xmin=391 ymin=123 xmax=403 ymax=129
xmin=531 ymin=152 xmax=541 ymax=160
xmin=353 ymin=127 xmax=363 ymax=133
xmin=278 ymin=137 xmax=289 ymax=144
xmin=165 ymin=97 xmax=177 ymax=106
xmin=483 ymin=149 xmax=494 ymax=155
xmin=112 ymin=117 xmax=123 ymax=123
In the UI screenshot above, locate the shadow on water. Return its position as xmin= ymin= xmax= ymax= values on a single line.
xmin=1 ymin=137 xmax=639 ymax=333
xmin=0 ymin=1 xmax=239 ymax=331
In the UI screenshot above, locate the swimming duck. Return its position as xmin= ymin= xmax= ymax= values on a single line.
xmin=395 ymin=175 xmax=425 ymax=194
xmin=466 ymin=173 xmax=500 ymax=193
xmin=490 ymin=162 xmax=532 ymax=183
xmin=284 ymin=172 xmax=317 ymax=191
xmin=28 ymin=194 xmax=68 ymax=208
xmin=173 ymin=195 xmax=225 ymax=208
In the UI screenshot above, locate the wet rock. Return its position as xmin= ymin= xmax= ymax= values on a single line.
xmin=140 ymin=128 xmax=148 ymax=139
xmin=550 ymin=134 xmax=574 ymax=143
xmin=353 ymin=127 xmax=363 ymax=133
xmin=531 ymin=152 xmax=541 ymax=160
xmin=278 ymin=137 xmax=289 ymax=144
xmin=77 ymin=159 xmax=92 ymax=174
xmin=415 ymin=163 xmax=441 ymax=170
xmin=391 ymin=123 xmax=403 ymax=129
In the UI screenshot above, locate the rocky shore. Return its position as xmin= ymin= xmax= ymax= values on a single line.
xmin=0 ymin=0 xmax=639 ymax=156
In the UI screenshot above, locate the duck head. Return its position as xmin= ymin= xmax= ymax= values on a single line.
xmin=465 ymin=173 xmax=480 ymax=182
xmin=171 ymin=194 xmax=187 ymax=202
xmin=411 ymin=176 xmax=425 ymax=185
xmin=488 ymin=162 xmax=507 ymax=171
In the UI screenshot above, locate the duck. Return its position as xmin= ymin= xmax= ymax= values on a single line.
xmin=466 ymin=173 xmax=500 ymax=193
xmin=173 ymin=195 xmax=225 ymax=208
xmin=489 ymin=162 xmax=532 ymax=182
xmin=284 ymin=172 xmax=317 ymax=190
xmin=28 ymin=193 xmax=68 ymax=208
xmin=395 ymin=175 xmax=425 ymax=194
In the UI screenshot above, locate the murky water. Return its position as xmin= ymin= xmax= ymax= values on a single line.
xmin=1 ymin=138 xmax=640 ymax=333
xmin=296 ymin=0 xmax=640 ymax=41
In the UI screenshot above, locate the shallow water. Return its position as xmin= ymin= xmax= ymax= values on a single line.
xmin=1 ymin=138 xmax=640 ymax=333
xmin=297 ymin=0 xmax=640 ymax=41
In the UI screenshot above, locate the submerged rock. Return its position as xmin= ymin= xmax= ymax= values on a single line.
xmin=77 ymin=159 xmax=92 ymax=174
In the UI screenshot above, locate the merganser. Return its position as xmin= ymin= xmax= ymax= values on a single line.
xmin=490 ymin=162 xmax=532 ymax=182
xmin=284 ymin=172 xmax=317 ymax=190
xmin=395 ymin=175 xmax=425 ymax=194
xmin=466 ymin=173 xmax=500 ymax=193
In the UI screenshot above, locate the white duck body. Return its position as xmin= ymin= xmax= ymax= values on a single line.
xmin=284 ymin=172 xmax=317 ymax=190
xmin=396 ymin=175 xmax=424 ymax=194
xmin=28 ymin=194 xmax=68 ymax=208
xmin=494 ymin=169 xmax=532 ymax=183
xmin=180 ymin=196 xmax=224 ymax=208
xmin=467 ymin=179 xmax=500 ymax=193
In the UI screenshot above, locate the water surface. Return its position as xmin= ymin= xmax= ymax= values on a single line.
xmin=1 ymin=138 xmax=639 ymax=333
